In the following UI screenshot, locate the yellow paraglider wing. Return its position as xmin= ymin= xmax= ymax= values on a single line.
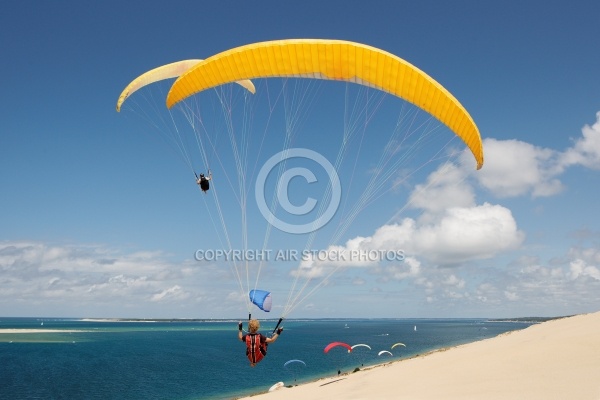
xmin=166 ymin=39 xmax=483 ymax=169
xmin=116 ymin=59 xmax=256 ymax=112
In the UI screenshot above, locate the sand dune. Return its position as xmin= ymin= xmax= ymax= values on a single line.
xmin=247 ymin=311 xmax=600 ymax=400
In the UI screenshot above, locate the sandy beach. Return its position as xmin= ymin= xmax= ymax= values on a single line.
xmin=246 ymin=311 xmax=600 ymax=400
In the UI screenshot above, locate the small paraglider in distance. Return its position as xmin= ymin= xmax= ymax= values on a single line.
xmin=196 ymin=171 xmax=212 ymax=193
xmin=268 ymin=382 xmax=285 ymax=392
xmin=349 ymin=343 xmax=371 ymax=353
xmin=350 ymin=344 xmax=371 ymax=368
xmin=284 ymin=359 xmax=306 ymax=384
xmin=324 ymin=342 xmax=352 ymax=376
xmin=324 ymin=342 xmax=353 ymax=353
xmin=283 ymin=359 xmax=306 ymax=367
xmin=378 ymin=350 xmax=393 ymax=357
xmin=391 ymin=342 xmax=406 ymax=350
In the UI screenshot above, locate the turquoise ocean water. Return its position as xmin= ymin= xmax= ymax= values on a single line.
xmin=0 ymin=318 xmax=533 ymax=399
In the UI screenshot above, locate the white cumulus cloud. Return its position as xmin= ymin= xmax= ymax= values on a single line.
xmin=472 ymin=138 xmax=563 ymax=198
xmin=560 ymin=111 xmax=600 ymax=170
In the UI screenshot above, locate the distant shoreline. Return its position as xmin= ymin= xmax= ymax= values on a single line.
xmin=486 ymin=316 xmax=568 ymax=323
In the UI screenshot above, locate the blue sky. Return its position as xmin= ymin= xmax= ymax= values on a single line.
xmin=1 ymin=0 xmax=599 ymax=319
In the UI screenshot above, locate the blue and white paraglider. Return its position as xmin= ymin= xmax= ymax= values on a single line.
xmin=284 ymin=359 xmax=306 ymax=383
xmin=249 ymin=290 xmax=272 ymax=312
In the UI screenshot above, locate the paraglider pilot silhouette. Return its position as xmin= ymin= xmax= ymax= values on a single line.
xmin=239 ymin=319 xmax=283 ymax=367
xmin=196 ymin=171 xmax=211 ymax=193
